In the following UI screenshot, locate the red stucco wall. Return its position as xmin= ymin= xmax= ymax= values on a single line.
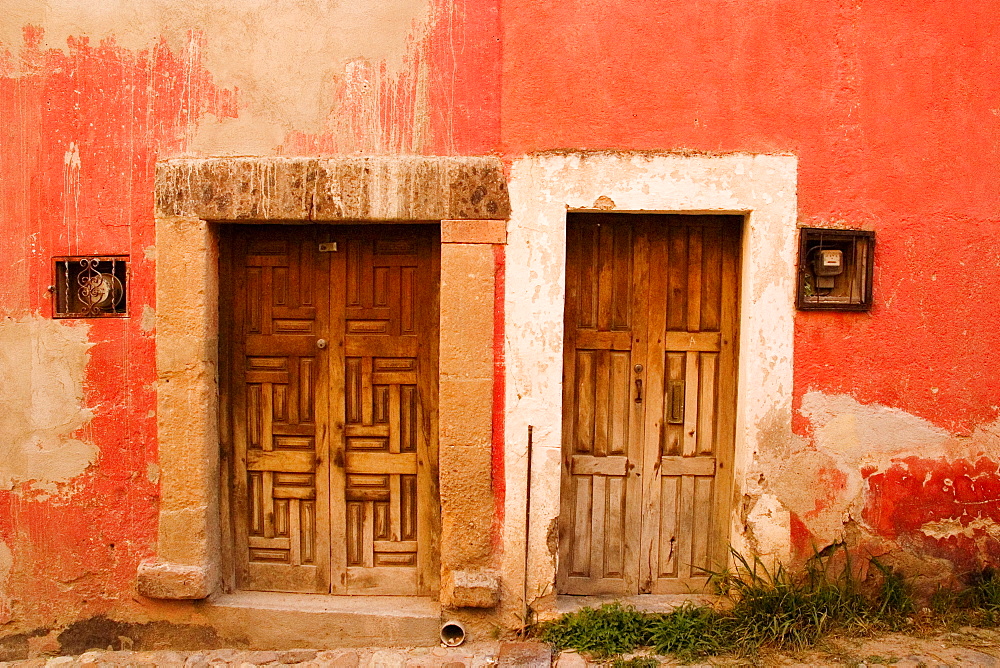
xmin=0 ymin=0 xmax=998 ymax=635
xmin=500 ymin=0 xmax=1000 ymax=567
xmin=0 ymin=30 xmax=239 ymax=628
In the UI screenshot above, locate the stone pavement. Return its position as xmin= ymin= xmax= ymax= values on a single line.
xmin=3 ymin=629 xmax=1000 ymax=667
xmin=0 ymin=642 xmax=552 ymax=668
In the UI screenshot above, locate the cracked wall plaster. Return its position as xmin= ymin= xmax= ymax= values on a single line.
xmin=1 ymin=0 xmax=432 ymax=152
xmin=0 ymin=316 xmax=98 ymax=493
xmin=754 ymin=391 xmax=1000 ymax=565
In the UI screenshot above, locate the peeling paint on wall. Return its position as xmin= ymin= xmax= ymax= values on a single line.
xmin=0 ymin=316 xmax=97 ymax=493
xmin=0 ymin=0 xmax=432 ymax=153
xmin=803 ymin=391 xmax=951 ymax=462
xmin=0 ymin=538 xmax=11 ymax=624
xmin=751 ymin=391 xmax=1000 ymax=575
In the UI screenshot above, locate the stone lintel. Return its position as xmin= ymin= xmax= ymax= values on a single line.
xmin=155 ymin=156 xmax=510 ymax=222
xmin=442 ymin=219 xmax=507 ymax=244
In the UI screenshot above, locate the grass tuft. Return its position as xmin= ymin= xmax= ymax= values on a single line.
xmin=931 ymin=567 xmax=1000 ymax=627
xmin=539 ymin=603 xmax=651 ymax=658
xmin=539 ymin=543 xmax=928 ymax=662
xmin=647 ymin=603 xmax=725 ymax=661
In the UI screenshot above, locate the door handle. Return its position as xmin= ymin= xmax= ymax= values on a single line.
xmin=316 ymin=338 xmax=328 ymax=349
xmin=635 ymin=378 xmax=643 ymax=403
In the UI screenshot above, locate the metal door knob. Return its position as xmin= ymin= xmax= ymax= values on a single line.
xmin=317 ymin=339 xmax=328 ymax=349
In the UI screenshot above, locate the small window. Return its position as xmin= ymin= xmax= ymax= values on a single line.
xmin=52 ymin=256 xmax=129 ymax=318
xmin=796 ymin=228 xmax=874 ymax=311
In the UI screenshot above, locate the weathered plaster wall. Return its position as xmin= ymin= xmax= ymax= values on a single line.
xmin=501 ymin=152 xmax=798 ymax=622
xmin=1 ymin=0 xmax=500 ymax=156
xmin=501 ymin=0 xmax=1000 ymax=582
xmin=0 ymin=0 xmax=500 ymax=639
xmin=0 ymin=317 xmax=97 ymax=493
xmin=1 ymin=0 xmax=998 ymax=644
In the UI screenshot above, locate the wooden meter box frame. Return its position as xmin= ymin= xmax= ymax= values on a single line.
xmin=796 ymin=228 xmax=875 ymax=311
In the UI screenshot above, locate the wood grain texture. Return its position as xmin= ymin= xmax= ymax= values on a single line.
xmin=560 ymin=214 xmax=741 ymax=595
xmin=227 ymin=227 xmax=331 ymax=593
xmin=224 ymin=224 xmax=439 ymax=596
xmin=558 ymin=214 xmax=646 ymax=596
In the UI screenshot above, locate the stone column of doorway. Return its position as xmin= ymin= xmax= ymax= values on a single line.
xmin=438 ymin=219 xmax=506 ymax=608
xmin=137 ymin=214 xmax=221 ymax=599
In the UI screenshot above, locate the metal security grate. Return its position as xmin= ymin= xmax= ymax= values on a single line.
xmin=52 ymin=256 xmax=129 ymax=318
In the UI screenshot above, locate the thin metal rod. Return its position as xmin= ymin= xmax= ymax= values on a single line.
xmin=523 ymin=424 xmax=534 ymax=625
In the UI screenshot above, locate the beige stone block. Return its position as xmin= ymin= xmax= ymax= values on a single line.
xmin=441 ymin=569 xmax=500 ymax=608
xmin=442 ymin=220 xmax=507 ymax=244
xmin=440 ymin=244 xmax=495 ymax=380
xmin=137 ymin=559 xmax=214 ymax=599
xmin=440 ymin=443 xmax=494 ymax=569
xmin=157 ymin=507 xmax=216 ymax=563
xmin=439 ymin=378 xmax=493 ymax=448
xmin=152 ymin=213 xmax=222 ymax=594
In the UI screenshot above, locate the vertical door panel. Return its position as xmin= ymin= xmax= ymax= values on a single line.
xmin=230 ymin=228 xmax=332 ymax=593
xmin=558 ymin=215 xmax=646 ymax=595
xmin=644 ymin=217 xmax=740 ymax=594
xmin=334 ymin=227 xmax=440 ymax=595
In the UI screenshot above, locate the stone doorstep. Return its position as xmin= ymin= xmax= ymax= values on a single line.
xmin=200 ymin=592 xmax=443 ymax=648
xmin=547 ymin=594 xmax=718 ymax=620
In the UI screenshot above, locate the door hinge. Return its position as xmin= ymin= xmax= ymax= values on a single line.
xmin=318 ymin=242 xmax=338 ymax=252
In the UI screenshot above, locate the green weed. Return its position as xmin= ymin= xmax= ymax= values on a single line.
xmin=931 ymin=567 xmax=1000 ymax=627
xmin=609 ymin=657 xmax=661 ymax=668
xmin=539 ymin=602 xmax=651 ymax=658
xmin=539 ymin=543 xmax=923 ymax=662
xmin=646 ymin=603 xmax=726 ymax=661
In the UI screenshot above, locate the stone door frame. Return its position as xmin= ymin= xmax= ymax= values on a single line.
xmin=138 ymin=156 xmax=508 ymax=607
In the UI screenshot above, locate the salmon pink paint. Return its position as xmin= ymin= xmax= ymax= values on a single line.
xmin=500 ymin=0 xmax=1000 ymax=434
xmin=0 ymin=28 xmax=235 ymax=625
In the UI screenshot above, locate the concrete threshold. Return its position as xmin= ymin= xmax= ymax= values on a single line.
xmin=554 ymin=593 xmax=717 ymax=616
xmin=202 ymin=592 xmax=442 ymax=648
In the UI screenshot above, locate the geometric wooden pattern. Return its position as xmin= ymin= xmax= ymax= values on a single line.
xmin=225 ymin=224 xmax=440 ymax=596
xmin=337 ymin=228 xmax=439 ymax=595
xmin=559 ymin=214 xmax=741 ymax=595
xmin=230 ymin=228 xmax=332 ymax=593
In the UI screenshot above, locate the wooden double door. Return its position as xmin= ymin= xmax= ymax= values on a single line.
xmin=222 ymin=224 xmax=440 ymax=595
xmin=558 ymin=214 xmax=741 ymax=595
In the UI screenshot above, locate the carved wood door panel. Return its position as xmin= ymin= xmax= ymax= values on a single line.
xmin=558 ymin=214 xmax=740 ymax=595
xmin=225 ymin=225 xmax=439 ymax=596
xmin=334 ymin=228 xmax=440 ymax=595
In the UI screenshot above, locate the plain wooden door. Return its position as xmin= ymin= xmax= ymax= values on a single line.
xmin=557 ymin=215 xmax=648 ymax=594
xmin=558 ymin=214 xmax=741 ymax=595
xmin=225 ymin=224 xmax=440 ymax=596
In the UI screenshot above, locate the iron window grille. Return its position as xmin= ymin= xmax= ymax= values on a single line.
xmin=52 ymin=256 xmax=129 ymax=318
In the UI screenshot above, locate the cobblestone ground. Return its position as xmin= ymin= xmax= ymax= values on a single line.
xmin=2 ymin=629 xmax=1000 ymax=667
xmin=0 ymin=643 xmax=509 ymax=668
